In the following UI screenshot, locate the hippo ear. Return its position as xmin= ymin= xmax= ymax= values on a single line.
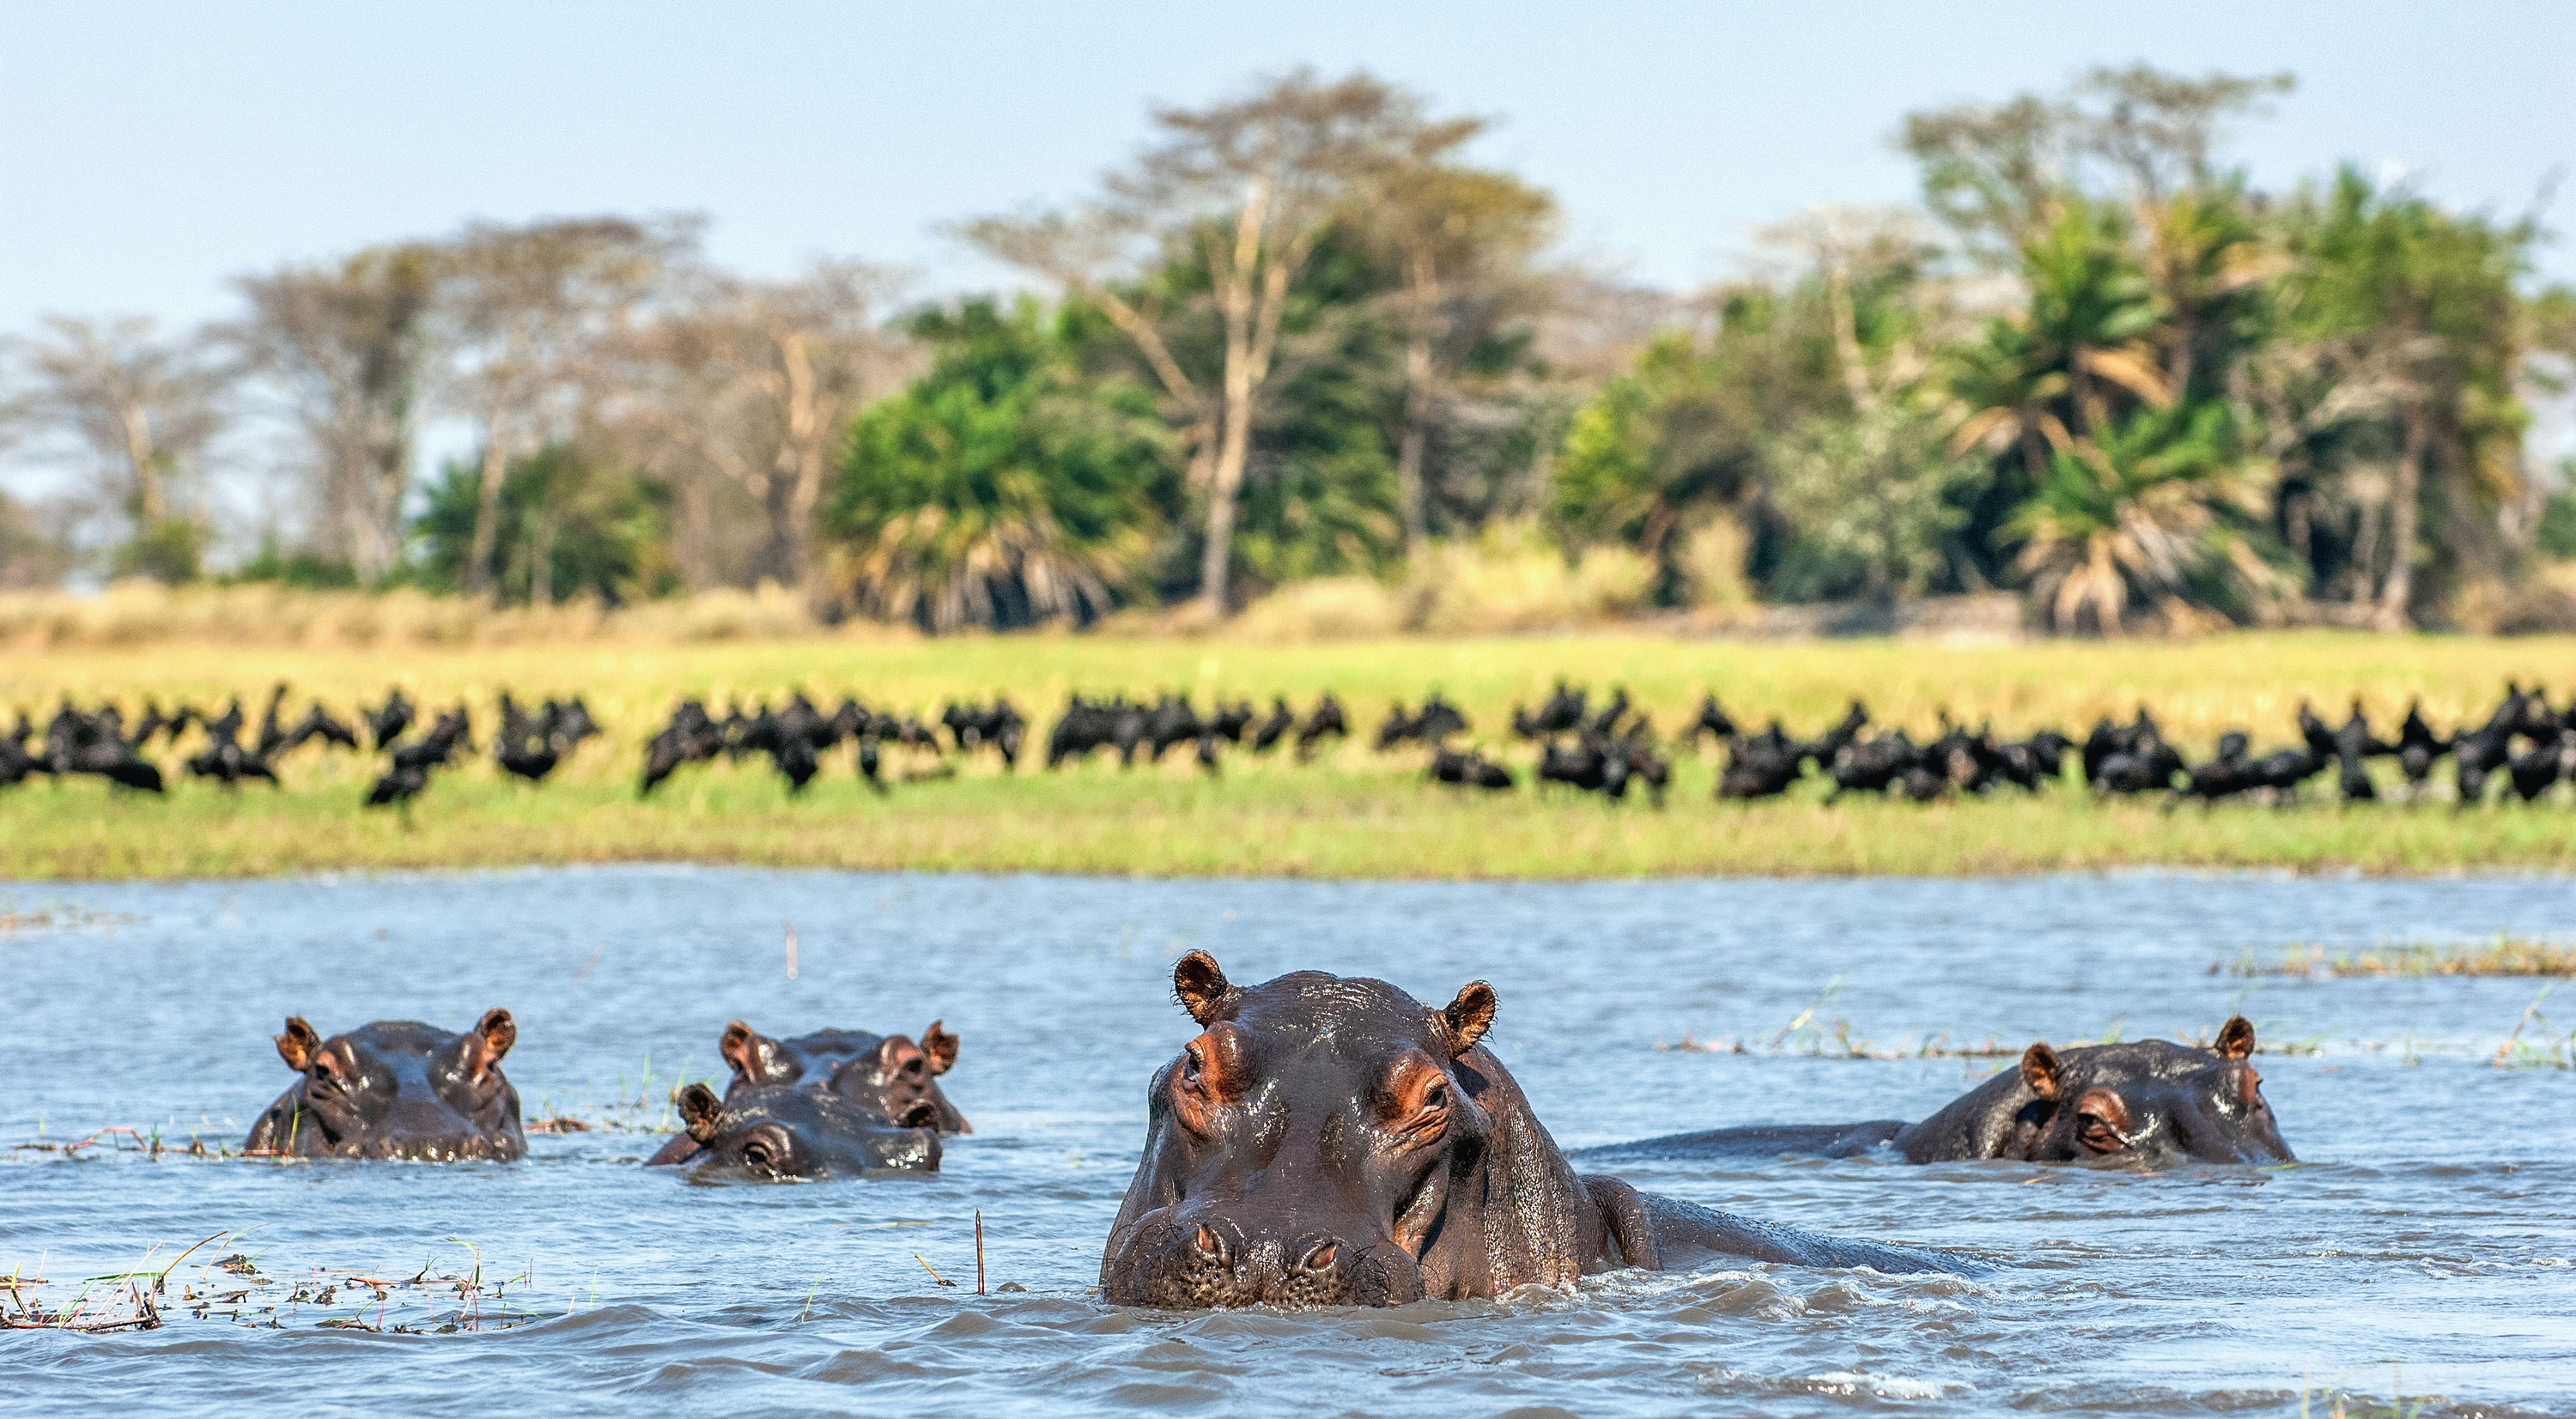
xmin=2214 ymin=1016 xmax=2256 ymax=1060
xmin=276 ymin=1017 xmax=321 ymax=1072
xmin=1172 ymin=951 xmax=1232 ymax=1025
xmin=719 ymin=1021 xmax=763 ymax=1079
xmin=2019 ymin=1042 xmax=2063 ymax=1102
xmin=920 ymin=1021 xmax=959 ymax=1076
xmin=1438 ymin=981 xmax=1498 ymax=1058
xmin=463 ymin=1009 xmax=516 ymax=1082
xmin=677 ymin=1082 xmax=723 ymax=1144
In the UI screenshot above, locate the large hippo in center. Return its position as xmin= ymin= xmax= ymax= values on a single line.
xmin=1101 ymin=954 xmax=1971 ymax=1309
xmin=243 ymin=1010 xmax=525 ymax=1161
xmin=646 ymin=1017 xmax=964 ymax=1170
xmin=1578 ymin=1017 xmax=2290 ymax=1168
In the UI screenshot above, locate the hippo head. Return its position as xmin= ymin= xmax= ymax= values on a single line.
xmin=244 ymin=1010 xmax=526 ymax=1161
xmin=1101 ymin=952 xmax=1599 ymax=1310
xmin=717 ymin=1020 xmax=969 ymax=1134
xmin=2000 ymin=1017 xmax=2291 ymax=1166
xmin=672 ymin=1082 xmax=940 ymax=1179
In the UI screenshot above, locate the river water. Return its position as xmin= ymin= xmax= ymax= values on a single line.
xmin=5 ymin=869 xmax=2573 ymax=1416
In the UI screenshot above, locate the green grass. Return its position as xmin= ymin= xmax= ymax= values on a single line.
xmin=5 ymin=628 xmax=2576 ymax=880
xmin=2218 ymin=937 xmax=2576 ymax=978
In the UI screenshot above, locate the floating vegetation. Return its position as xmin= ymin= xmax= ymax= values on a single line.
xmin=2215 ymin=935 xmax=2576 ymax=979
xmin=4 ymin=1233 xmax=550 ymax=1334
xmin=0 ymin=906 xmax=144 ymax=935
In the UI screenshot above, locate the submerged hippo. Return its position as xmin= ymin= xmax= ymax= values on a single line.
xmin=1102 ymin=953 xmax=1970 ymax=1310
xmin=667 ymin=1082 xmax=940 ymax=1179
xmin=243 ymin=1010 xmax=525 ymax=1161
xmin=646 ymin=1017 xmax=964 ymax=1167
xmin=1582 ymin=1017 xmax=2290 ymax=1168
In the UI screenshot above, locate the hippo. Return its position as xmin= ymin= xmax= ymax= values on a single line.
xmin=1580 ymin=1016 xmax=2290 ymax=1169
xmin=666 ymin=1082 xmax=940 ymax=1179
xmin=1101 ymin=953 xmax=1971 ymax=1310
xmin=645 ymin=1018 xmax=966 ymax=1167
xmin=242 ymin=1010 xmax=525 ymax=1161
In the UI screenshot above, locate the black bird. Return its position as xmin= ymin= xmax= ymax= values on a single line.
xmin=1249 ymin=697 xmax=1296 ymax=754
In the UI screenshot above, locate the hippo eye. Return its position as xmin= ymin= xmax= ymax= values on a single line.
xmin=1420 ymin=1082 xmax=1447 ymax=1113
xmin=1182 ymin=1045 xmax=1204 ymax=1084
xmin=2077 ymin=1113 xmax=2126 ymax=1153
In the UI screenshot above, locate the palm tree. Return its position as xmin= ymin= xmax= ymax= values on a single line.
xmin=832 ymin=300 xmax=1170 ymax=632
xmin=2006 ymin=403 xmax=2284 ymax=632
xmin=2017 ymin=202 xmax=2172 ymax=438
xmin=1945 ymin=319 xmax=2070 ymax=485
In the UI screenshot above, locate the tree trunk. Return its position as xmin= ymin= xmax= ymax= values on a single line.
xmin=779 ymin=332 xmax=826 ymax=594
xmin=121 ymin=403 xmax=165 ymax=524
xmin=531 ymin=516 xmax=555 ymax=606
xmin=677 ymin=471 xmax=716 ymax=591
xmin=1200 ymin=189 xmax=1269 ymax=617
xmin=1395 ymin=250 xmax=1440 ymax=555
xmin=465 ymin=430 xmax=510 ymax=598
xmin=2377 ymin=398 xmax=2428 ymax=630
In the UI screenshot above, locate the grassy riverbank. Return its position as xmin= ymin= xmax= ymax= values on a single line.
xmin=4 ymin=630 xmax=2574 ymax=879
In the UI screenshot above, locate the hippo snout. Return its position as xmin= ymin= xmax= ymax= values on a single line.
xmin=1106 ymin=1208 xmax=1423 ymax=1310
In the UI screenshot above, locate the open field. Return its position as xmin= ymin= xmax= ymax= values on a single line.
xmin=6 ymin=629 xmax=2576 ymax=879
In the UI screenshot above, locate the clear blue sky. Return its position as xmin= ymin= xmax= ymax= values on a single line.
xmin=3 ymin=0 xmax=2572 ymax=337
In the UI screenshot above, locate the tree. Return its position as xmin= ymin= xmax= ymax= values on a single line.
xmin=14 ymin=315 xmax=229 ymax=581
xmin=410 ymin=441 xmax=676 ymax=605
xmin=229 ymin=244 xmax=439 ymax=582
xmin=1352 ymin=133 xmax=1558 ymax=551
xmin=1768 ymin=403 xmax=1983 ymax=600
xmin=970 ymin=70 xmax=1431 ymax=613
xmin=439 ymin=215 xmax=696 ymax=597
xmin=2006 ymin=403 xmax=2283 ymax=632
xmin=618 ymin=261 xmax=910 ymax=591
xmin=2261 ymin=170 xmax=2533 ymax=623
xmin=831 ymin=298 xmax=1172 ymax=631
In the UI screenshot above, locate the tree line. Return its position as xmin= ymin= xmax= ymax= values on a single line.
xmin=3 ymin=65 xmax=2571 ymax=633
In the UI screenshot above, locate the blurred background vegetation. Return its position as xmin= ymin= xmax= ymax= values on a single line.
xmin=5 ymin=64 xmax=2573 ymax=640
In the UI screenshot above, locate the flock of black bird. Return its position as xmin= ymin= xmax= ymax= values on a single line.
xmin=9 ymin=676 xmax=2576 ymax=813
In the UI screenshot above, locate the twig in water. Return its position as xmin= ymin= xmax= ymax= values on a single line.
xmin=2494 ymin=983 xmax=2557 ymax=1065
xmin=914 ymin=1253 xmax=954 ymax=1288
xmin=975 ymin=1210 xmax=986 ymax=1296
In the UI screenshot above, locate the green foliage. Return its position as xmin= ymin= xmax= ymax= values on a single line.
xmin=108 ymin=518 xmax=210 ymax=585
xmin=2005 ymin=403 xmax=2284 ymax=631
xmin=832 ymin=297 xmax=1173 ymax=630
xmin=1765 ymin=403 xmax=1984 ymax=600
xmin=410 ymin=445 xmax=677 ymax=605
xmin=2537 ymin=486 xmax=2576 ymax=561
xmin=229 ymin=542 xmax=361 ymax=590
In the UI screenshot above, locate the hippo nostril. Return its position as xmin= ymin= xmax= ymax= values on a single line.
xmin=1297 ymin=1241 xmax=1338 ymax=1274
xmin=1192 ymin=1225 xmax=1226 ymax=1264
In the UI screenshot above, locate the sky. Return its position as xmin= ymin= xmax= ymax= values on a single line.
xmin=4 ymin=0 xmax=2573 ymax=341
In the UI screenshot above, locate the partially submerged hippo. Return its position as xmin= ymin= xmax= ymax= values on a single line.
xmin=1583 ymin=1017 xmax=2290 ymax=1168
xmin=243 ymin=1010 xmax=525 ymax=1161
xmin=668 ymin=1082 xmax=939 ymax=1179
xmin=647 ymin=1017 xmax=965 ymax=1168
xmin=1102 ymin=953 xmax=1969 ymax=1309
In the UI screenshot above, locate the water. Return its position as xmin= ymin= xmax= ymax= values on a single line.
xmin=6 ymin=869 xmax=2574 ymax=1417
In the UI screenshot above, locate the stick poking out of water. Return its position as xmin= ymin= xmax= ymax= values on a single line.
xmin=975 ymin=1211 xmax=985 ymax=1296
xmin=914 ymin=1253 xmax=953 ymax=1287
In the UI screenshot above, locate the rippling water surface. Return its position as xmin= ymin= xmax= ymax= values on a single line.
xmin=7 ymin=869 xmax=2574 ymax=1416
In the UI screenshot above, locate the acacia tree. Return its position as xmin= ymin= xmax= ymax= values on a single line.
xmin=969 ymin=69 xmax=1429 ymax=613
xmin=439 ymin=215 xmax=694 ymax=597
xmin=619 ymin=261 xmax=910 ymax=591
xmin=15 ymin=315 xmax=230 ymax=580
xmin=229 ymin=244 xmax=439 ymax=581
